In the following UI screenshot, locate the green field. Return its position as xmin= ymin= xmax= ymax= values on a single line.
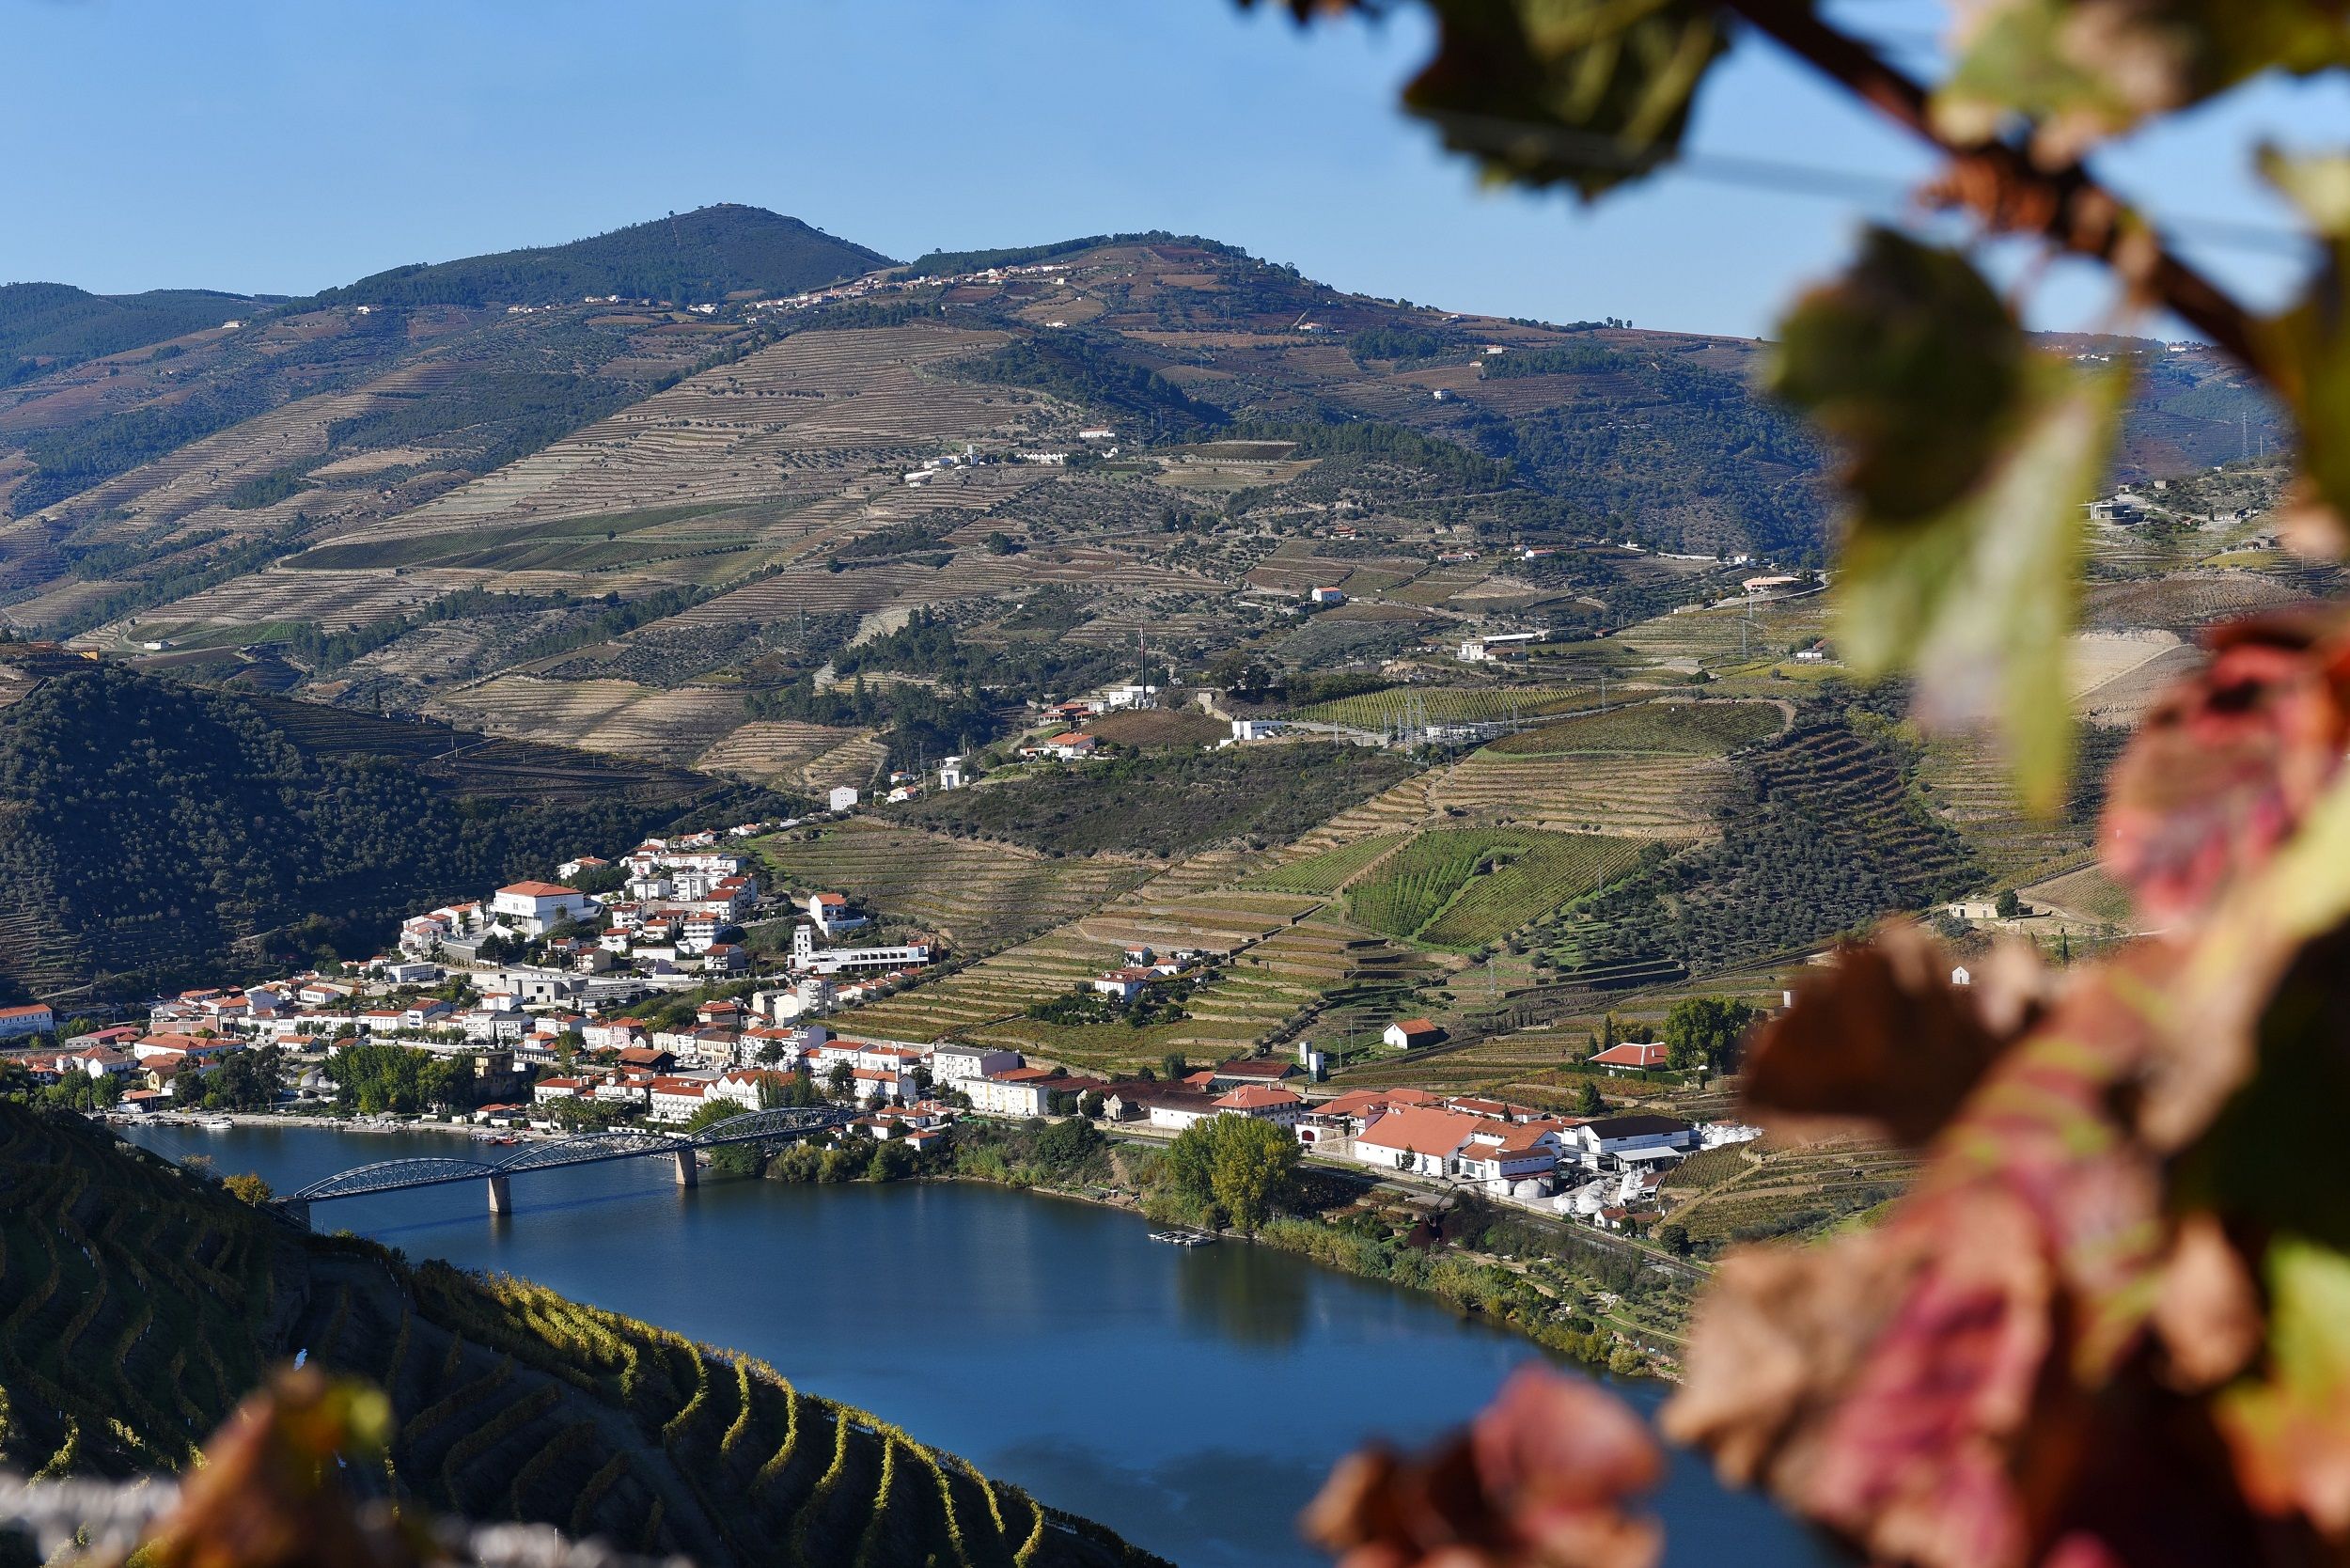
xmin=1480 ymin=700 xmax=1783 ymax=756
xmin=1288 ymin=684 xmax=1599 ymax=729
xmin=1344 ymin=827 xmax=1644 ymax=949
xmin=1242 ymin=832 xmax=1406 ymax=893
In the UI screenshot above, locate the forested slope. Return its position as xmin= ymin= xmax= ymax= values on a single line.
xmin=311 ymin=204 xmax=891 ymax=308
xmin=0 ymin=661 xmax=781 ymax=996
xmin=0 ymin=1105 xmax=1163 ymax=1568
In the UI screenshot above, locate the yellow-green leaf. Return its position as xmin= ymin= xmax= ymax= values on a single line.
xmin=1934 ymin=0 xmax=2350 ymax=161
xmin=2216 ymin=1238 xmax=2350 ymax=1532
xmin=2258 ymin=149 xmax=2350 ymax=525
xmin=1836 ymin=359 xmax=2127 ymax=816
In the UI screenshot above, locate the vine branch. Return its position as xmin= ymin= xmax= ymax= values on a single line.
xmin=1719 ymin=0 xmax=2264 ymax=368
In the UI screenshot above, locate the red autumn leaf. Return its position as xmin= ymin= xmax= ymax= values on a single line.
xmin=1671 ymin=964 xmax=2180 ymax=1568
xmin=1742 ymin=923 xmax=2048 ymax=1146
xmin=2100 ymin=613 xmax=2350 ymax=931
xmin=1303 ymin=1367 xmax=1662 ymax=1568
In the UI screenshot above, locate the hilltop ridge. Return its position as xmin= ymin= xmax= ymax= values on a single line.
xmin=308 ymin=203 xmax=895 ymax=309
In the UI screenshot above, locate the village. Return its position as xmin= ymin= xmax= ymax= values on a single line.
xmin=0 ymin=802 xmax=1762 ymax=1232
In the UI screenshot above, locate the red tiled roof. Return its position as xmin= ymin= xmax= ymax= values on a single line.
xmin=1214 ymin=1085 xmax=1303 ymax=1110
xmin=1356 ymin=1105 xmax=1487 ymax=1155
xmin=500 ymin=881 xmax=582 ymax=898
xmin=1590 ymin=1042 xmax=1670 ymax=1069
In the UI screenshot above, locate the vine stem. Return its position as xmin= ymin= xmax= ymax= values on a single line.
xmin=1717 ymin=0 xmax=2263 ymax=368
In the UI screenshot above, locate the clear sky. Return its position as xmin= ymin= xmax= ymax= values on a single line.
xmin=2 ymin=0 xmax=2343 ymax=338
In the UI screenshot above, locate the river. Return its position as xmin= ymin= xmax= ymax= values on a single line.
xmin=126 ymin=1121 xmax=1826 ymax=1568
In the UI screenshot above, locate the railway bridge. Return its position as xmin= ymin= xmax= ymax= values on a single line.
xmin=273 ymin=1105 xmax=855 ymax=1226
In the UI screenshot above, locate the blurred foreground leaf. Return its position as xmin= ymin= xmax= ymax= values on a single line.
xmin=1399 ymin=0 xmax=1731 ymax=198
xmin=1834 ymin=357 xmax=2124 ymax=816
xmin=1935 ymin=0 xmax=2350 ymax=161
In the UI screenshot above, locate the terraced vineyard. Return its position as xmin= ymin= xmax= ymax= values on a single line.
xmin=1480 ymin=700 xmax=1783 ymax=756
xmin=0 ymin=1105 xmax=1160 ymax=1568
xmin=1658 ymin=1133 xmax=1918 ymax=1248
xmin=1287 ymin=684 xmax=1599 ymax=729
xmin=1427 ymin=749 xmax=1733 ymax=838
xmin=1565 ymin=698 xmax=1980 ymax=975
xmin=752 ymin=821 xmax=1151 ymax=954
xmin=1344 ymin=828 xmax=1643 ymax=949
xmin=1242 ymin=832 xmax=1407 ymax=893
xmin=1915 ymin=724 xmax=2125 ymax=889
xmin=430 ymin=675 xmax=748 ymax=760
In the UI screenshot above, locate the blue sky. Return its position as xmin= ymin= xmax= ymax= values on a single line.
xmin=2 ymin=0 xmax=2342 ymax=337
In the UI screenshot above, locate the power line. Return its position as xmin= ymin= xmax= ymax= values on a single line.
xmin=1419 ymin=110 xmax=2314 ymax=260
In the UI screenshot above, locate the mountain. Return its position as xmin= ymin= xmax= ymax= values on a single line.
xmin=0 ymin=652 xmax=791 ymax=997
xmin=0 ymin=219 xmax=2295 ymax=814
xmin=309 ymin=203 xmax=895 ymax=309
xmin=0 ymin=281 xmax=263 ymax=383
xmin=0 ymin=1104 xmax=1165 ymax=1568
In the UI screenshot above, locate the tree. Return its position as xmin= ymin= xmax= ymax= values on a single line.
xmin=1657 ymin=1222 xmax=1690 ymax=1257
xmin=1995 ymin=887 xmax=2023 ymax=918
xmin=1079 ymin=1090 xmax=1106 ymax=1120
xmin=1035 ymin=1116 xmax=1102 ymax=1168
xmin=222 ymin=1171 xmax=274 ymax=1206
xmin=1165 ymin=1114 xmax=1298 ymax=1234
xmin=1161 ymin=1051 xmax=1190 ymax=1082
xmin=1662 ymin=996 xmax=1759 ymax=1073
xmin=1574 ymin=1081 xmax=1605 ymax=1118
xmin=825 ymin=1060 xmax=854 ymax=1101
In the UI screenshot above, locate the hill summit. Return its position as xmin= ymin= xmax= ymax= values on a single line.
xmin=311 ymin=203 xmax=894 ymax=308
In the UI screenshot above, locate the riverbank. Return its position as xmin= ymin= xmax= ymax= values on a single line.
xmin=783 ymin=1119 xmax=1690 ymax=1377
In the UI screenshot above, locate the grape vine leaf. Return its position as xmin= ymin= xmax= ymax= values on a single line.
xmin=2258 ymin=150 xmax=2350 ymax=532
xmin=1934 ymin=0 xmax=2350 ymax=162
xmin=1297 ymin=0 xmax=1735 ymax=199
xmin=1834 ymin=355 xmax=2124 ymax=816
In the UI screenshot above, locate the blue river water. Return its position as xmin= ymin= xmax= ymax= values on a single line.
xmin=126 ymin=1121 xmax=1826 ymax=1568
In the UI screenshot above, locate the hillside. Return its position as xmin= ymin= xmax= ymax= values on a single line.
xmin=310 ymin=204 xmax=894 ymax=309
xmin=0 ymin=282 xmax=264 ymax=383
xmin=0 ymin=1104 xmax=1162 ymax=1568
xmin=0 ymin=655 xmax=788 ymax=997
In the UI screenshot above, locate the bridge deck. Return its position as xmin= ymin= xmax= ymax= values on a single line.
xmin=285 ymin=1105 xmax=856 ymax=1204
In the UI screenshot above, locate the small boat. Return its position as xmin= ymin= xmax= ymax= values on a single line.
xmin=200 ymin=1118 xmax=234 ymax=1132
xmin=1149 ymin=1229 xmax=1215 ymax=1247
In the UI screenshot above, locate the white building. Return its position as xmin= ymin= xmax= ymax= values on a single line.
xmin=491 ymin=882 xmax=599 ymax=936
xmin=0 ymin=1003 xmax=55 ymax=1041
xmin=938 ymin=756 xmax=967 ymax=791
xmin=964 ymin=1067 xmax=1066 ymax=1118
xmin=830 ymin=787 xmax=860 ymax=811
xmin=808 ymin=893 xmax=869 ymax=936
xmin=927 ymin=1042 xmax=1021 ymax=1086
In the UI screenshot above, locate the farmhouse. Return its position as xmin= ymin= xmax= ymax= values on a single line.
xmin=1208 ymin=1058 xmax=1303 ymax=1089
xmin=1382 ymin=1018 xmax=1445 ymax=1051
xmin=1020 ymin=732 xmax=1098 ymax=762
xmin=1307 ymin=586 xmax=1346 ymax=606
xmin=1211 ymin=1085 xmax=1304 ymax=1126
xmin=1589 ymin=1042 xmax=1670 ymax=1074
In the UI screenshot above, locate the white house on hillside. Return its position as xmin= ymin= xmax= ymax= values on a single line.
xmin=492 ymin=882 xmax=599 ymax=936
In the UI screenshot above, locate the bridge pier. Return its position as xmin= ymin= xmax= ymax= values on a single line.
xmin=487 ymin=1173 xmax=513 ymax=1216
xmin=674 ymin=1148 xmax=698 ymax=1189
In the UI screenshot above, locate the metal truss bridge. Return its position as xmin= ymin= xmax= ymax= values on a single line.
xmin=274 ymin=1105 xmax=854 ymax=1224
